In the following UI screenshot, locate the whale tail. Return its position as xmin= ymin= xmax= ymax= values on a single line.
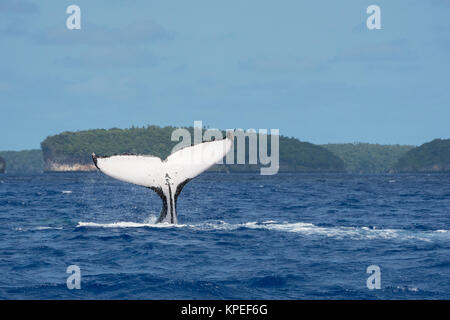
xmin=92 ymin=132 xmax=233 ymax=224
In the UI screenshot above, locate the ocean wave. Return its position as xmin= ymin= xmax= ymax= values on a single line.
xmin=35 ymin=226 xmax=64 ymax=230
xmin=76 ymin=219 xmax=450 ymax=242
xmin=77 ymin=221 xmax=186 ymax=229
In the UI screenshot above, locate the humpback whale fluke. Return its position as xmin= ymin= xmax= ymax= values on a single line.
xmin=92 ymin=132 xmax=233 ymax=224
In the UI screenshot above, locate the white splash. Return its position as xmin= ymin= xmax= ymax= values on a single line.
xmin=76 ymin=219 xmax=450 ymax=242
xmin=35 ymin=226 xmax=63 ymax=230
xmin=77 ymin=221 xmax=186 ymax=229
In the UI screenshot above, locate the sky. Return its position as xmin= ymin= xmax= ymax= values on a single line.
xmin=1 ymin=0 xmax=450 ymax=150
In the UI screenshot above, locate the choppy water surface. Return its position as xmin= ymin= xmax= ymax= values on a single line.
xmin=0 ymin=172 xmax=449 ymax=299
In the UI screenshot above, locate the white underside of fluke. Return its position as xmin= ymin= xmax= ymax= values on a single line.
xmin=92 ymin=134 xmax=233 ymax=224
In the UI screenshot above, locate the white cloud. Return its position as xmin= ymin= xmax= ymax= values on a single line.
xmin=0 ymin=0 xmax=38 ymax=14
xmin=238 ymin=56 xmax=327 ymax=72
xmin=66 ymin=77 xmax=136 ymax=97
xmin=0 ymin=81 xmax=12 ymax=91
xmin=333 ymin=40 xmax=412 ymax=62
xmin=36 ymin=19 xmax=173 ymax=46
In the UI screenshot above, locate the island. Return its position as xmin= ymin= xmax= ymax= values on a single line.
xmin=394 ymin=139 xmax=450 ymax=172
xmin=0 ymin=156 xmax=5 ymax=174
xmin=322 ymin=143 xmax=414 ymax=173
xmin=1 ymin=126 xmax=449 ymax=174
xmin=40 ymin=126 xmax=346 ymax=173
xmin=0 ymin=150 xmax=44 ymax=174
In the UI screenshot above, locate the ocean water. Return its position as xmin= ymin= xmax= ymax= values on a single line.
xmin=0 ymin=172 xmax=449 ymax=299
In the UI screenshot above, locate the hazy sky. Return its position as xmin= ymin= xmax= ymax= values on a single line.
xmin=1 ymin=0 xmax=450 ymax=150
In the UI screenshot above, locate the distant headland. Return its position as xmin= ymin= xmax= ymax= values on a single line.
xmin=0 ymin=156 xmax=5 ymax=174
xmin=394 ymin=139 xmax=450 ymax=172
xmin=39 ymin=126 xmax=345 ymax=173
xmin=1 ymin=125 xmax=449 ymax=174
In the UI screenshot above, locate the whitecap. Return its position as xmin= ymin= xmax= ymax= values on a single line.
xmin=75 ymin=219 xmax=450 ymax=242
xmin=35 ymin=226 xmax=63 ymax=230
xmin=77 ymin=221 xmax=186 ymax=229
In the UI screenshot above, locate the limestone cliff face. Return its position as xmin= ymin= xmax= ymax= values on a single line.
xmin=0 ymin=156 xmax=5 ymax=173
xmin=44 ymin=161 xmax=96 ymax=172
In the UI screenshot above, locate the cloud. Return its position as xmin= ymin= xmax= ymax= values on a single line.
xmin=237 ymin=56 xmax=328 ymax=73
xmin=432 ymin=0 xmax=450 ymax=6
xmin=333 ymin=40 xmax=412 ymax=62
xmin=0 ymin=68 xmax=16 ymax=91
xmin=0 ymin=0 xmax=38 ymax=14
xmin=66 ymin=76 xmax=136 ymax=97
xmin=352 ymin=21 xmax=367 ymax=33
xmin=0 ymin=18 xmax=28 ymax=36
xmin=439 ymin=39 xmax=450 ymax=52
xmin=0 ymin=17 xmax=173 ymax=46
xmin=238 ymin=41 xmax=412 ymax=74
xmin=0 ymin=81 xmax=12 ymax=91
xmin=35 ymin=19 xmax=173 ymax=46
xmin=58 ymin=47 xmax=159 ymax=68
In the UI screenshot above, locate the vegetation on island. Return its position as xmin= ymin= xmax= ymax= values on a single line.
xmin=2 ymin=126 xmax=449 ymax=174
xmin=0 ymin=150 xmax=44 ymax=174
xmin=41 ymin=126 xmax=179 ymax=169
xmin=40 ymin=126 xmax=346 ymax=172
xmin=394 ymin=139 xmax=450 ymax=172
xmin=322 ymin=143 xmax=414 ymax=173
xmin=0 ymin=156 xmax=5 ymax=173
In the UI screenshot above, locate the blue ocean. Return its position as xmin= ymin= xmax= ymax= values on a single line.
xmin=0 ymin=172 xmax=449 ymax=299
